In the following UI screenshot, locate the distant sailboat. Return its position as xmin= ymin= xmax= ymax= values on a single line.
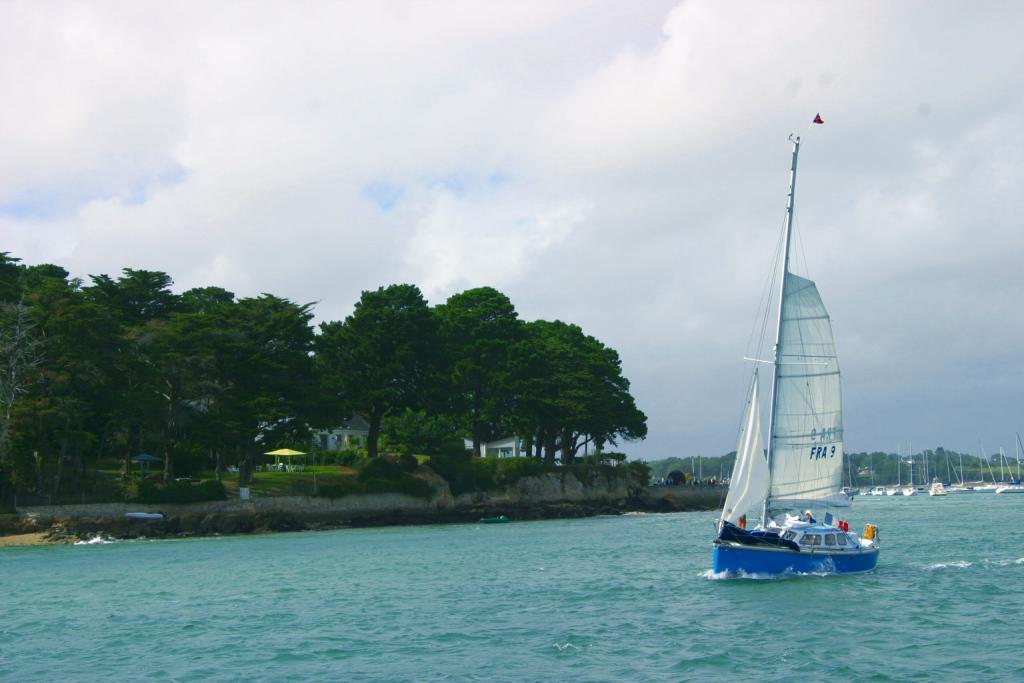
xmin=996 ymin=435 xmax=1024 ymax=494
xmin=712 ymin=133 xmax=880 ymax=576
xmin=902 ymin=443 xmax=916 ymax=496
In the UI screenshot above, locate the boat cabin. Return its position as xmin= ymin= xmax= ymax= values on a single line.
xmin=780 ymin=525 xmax=857 ymax=550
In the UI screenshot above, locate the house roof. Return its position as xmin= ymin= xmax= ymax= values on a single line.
xmin=341 ymin=415 xmax=371 ymax=431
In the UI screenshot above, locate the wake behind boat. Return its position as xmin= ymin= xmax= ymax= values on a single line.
xmin=711 ymin=131 xmax=879 ymax=577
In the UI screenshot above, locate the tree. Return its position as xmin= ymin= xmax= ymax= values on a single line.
xmin=214 ymin=295 xmax=318 ymax=483
xmin=85 ymin=269 xmax=180 ymax=325
xmin=512 ymin=320 xmax=646 ymax=464
xmin=435 ymin=287 xmax=522 ymax=457
xmin=316 ymin=284 xmax=440 ymax=458
xmin=0 ymin=299 xmax=44 ymax=497
xmin=381 ymin=408 xmax=463 ymax=457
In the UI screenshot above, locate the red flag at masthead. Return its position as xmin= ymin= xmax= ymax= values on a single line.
xmin=813 ymin=113 xmax=824 ymax=124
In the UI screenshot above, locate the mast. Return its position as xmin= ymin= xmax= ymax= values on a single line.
xmin=761 ymin=134 xmax=801 ymax=524
xmin=909 ymin=440 xmax=913 ymax=488
xmin=1016 ymin=433 xmax=1023 ymax=480
xmin=897 ymin=445 xmax=901 ymax=487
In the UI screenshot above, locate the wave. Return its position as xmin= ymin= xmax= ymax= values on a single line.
xmin=73 ymin=534 xmax=117 ymax=546
xmin=926 ymin=558 xmax=1024 ymax=571
xmin=981 ymin=557 xmax=1024 ymax=568
xmin=700 ymin=568 xmax=803 ymax=581
xmin=925 ymin=561 xmax=972 ymax=570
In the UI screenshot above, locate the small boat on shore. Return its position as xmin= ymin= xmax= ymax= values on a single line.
xmin=125 ymin=512 xmax=164 ymax=520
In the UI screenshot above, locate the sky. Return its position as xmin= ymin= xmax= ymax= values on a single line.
xmin=2 ymin=1 xmax=1022 ymax=460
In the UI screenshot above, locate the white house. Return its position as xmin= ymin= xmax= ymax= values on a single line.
xmin=463 ymin=435 xmax=526 ymax=457
xmin=314 ymin=415 xmax=371 ymax=450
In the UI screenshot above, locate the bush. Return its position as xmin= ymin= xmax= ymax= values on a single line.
xmin=316 ymin=478 xmax=363 ymax=498
xmin=625 ymin=460 xmax=652 ymax=487
xmin=491 ymin=457 xmax=548 ymax=485
xmin=357 ymin=456 xmax=406 ymax=482
xmin=429 ymin=453 xmax=487 ymax=495
xmin=132 ymin=479 xmax=227 ymax=504
xmin=172 ymin=449 xmax=208 ymax=478
xmin=316 ymin=473 xmax=433 ymax=500
xmin=362 ymin=476 xmax=433 ymax=499
xmin=397 ymin=452 xmax=419 ymax=473
xmin=317 ymin=448 xmax=367 ymax=467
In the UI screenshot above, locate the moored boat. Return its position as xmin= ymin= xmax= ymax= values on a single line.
xmin=711 ymin=131 xmax=879 ymax=577
xmin=479 ymin=515 xmax=509 ymax=523
xmin=928 ymin=482 xmax=948 ymax=496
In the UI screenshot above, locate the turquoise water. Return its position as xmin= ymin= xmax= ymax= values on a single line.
xmin=3 ymin=495 xmax=1024 ymax=681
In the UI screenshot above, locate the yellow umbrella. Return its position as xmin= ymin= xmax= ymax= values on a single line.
xmin=264 ymin=448 xmax=306 ymax=456
xmin=264 ymin=448 xmax=306 ymax=468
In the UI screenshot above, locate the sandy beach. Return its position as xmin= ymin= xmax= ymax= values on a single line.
xmin=0 ymin=532 xmax=54 ymax=547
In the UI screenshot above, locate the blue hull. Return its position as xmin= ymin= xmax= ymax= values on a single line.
xmin=712 ymin=543 xmax=879 ymax=576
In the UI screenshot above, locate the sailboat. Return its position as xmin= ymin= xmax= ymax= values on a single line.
xmin=885 ymin=447 xmax=901 ymax=496
xmin=996 ymin=434 xmax=1024 ymax=494
xmin=712 ymin=133 xmax=880 ymax=576
xmin=902 ymin=443 xmax=916 ymax=496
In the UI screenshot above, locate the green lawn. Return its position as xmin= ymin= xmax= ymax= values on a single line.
xmin=218 ymin=466 xmax=358 ymax=498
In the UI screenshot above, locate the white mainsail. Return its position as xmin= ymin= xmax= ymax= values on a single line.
xmin=768 ymin=272 xmax=849 ymax=509
xmin=721 ymin=371 xmax=769 ymax=524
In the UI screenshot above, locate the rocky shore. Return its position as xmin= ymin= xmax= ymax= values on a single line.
xmin=0 ymin=473 xmax=722 ymax=546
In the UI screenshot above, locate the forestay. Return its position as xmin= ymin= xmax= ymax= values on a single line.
xmin=722 ymin=372 xmax=769 ymax=523
xmin=769 ymin=272 xmax=848 ymax=509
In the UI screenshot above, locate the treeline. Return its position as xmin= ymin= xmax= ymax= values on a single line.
xmin=647 ymin=446 xmax=1014 ymax=486
xmin=846 ymin=447 xmax=1020 ymax=485
xmin=0 ymin=253 xmax=646 ymax=503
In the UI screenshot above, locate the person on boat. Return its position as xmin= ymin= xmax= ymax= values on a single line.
xmin=738 ymin=515 xmax=746 ymax=529
xmin=803 ymin=510 xmax=816 ymax=524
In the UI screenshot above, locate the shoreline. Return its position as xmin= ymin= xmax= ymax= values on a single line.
xmin=0 ymin=486 xmax=722 ymax=547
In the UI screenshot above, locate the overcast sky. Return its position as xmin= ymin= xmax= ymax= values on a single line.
xmin=3 ymin=1 xmax=1022 ymax=460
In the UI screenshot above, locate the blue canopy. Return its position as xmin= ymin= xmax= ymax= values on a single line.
xmin=132 ymin=453 xmax=163 ymax=463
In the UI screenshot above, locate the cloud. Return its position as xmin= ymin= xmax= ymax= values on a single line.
xmin=2 ymin=0 xmax=1023 ymax=459
xmin=402 ymin=183 xmax=587 ymax=300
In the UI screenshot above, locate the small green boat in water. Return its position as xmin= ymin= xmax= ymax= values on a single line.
xmin=480 ymin=515 xmax=509 ymax=524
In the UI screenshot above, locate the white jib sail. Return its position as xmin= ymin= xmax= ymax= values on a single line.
xmin=721 ymin=371 xmax=769 ymax=524
xmin=769 ymin=273 xmax=849 ymax=509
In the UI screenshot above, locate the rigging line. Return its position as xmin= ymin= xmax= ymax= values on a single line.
xmin=738 ymin=208 xmax=788 ymax=442
xmin=754 ymin=207 xmax=789 ymax=358
xmin=735 ymin=206 xmax=788 ymax=442
xmin=794 ymin=213 xmax=811 ymax=281
xmin=744 ymin=214 xmax=786 ymax=362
